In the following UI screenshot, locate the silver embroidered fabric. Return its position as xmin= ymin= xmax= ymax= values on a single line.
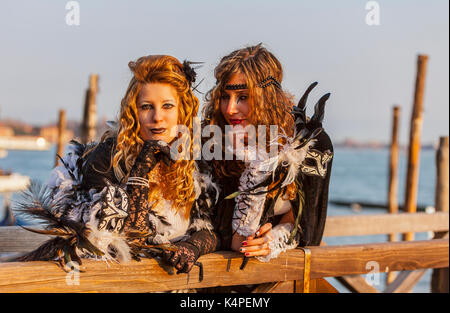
xmin=231 ymin=145 xmax=275 ymax=237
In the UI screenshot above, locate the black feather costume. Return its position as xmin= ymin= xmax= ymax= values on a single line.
xmin=212 ymin=82 xmax=333 ymax=263
xmin=14 ymin=137 xmax=221 ymax=277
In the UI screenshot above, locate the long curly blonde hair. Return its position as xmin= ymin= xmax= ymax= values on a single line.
xmin=112 ymin=55 xmax=199 ymax=218
xmin=202 ymin=44 xmax=297 ymax=200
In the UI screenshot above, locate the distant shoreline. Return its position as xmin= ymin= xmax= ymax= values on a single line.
xmin=334 ymin=143 xmax=436 ymax=150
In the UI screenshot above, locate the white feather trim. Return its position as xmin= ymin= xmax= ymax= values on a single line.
xmin=232 ymin=132 xmax=315 ymax=237
xmin=193 ymin=163 xmax=221 ymax=204
xmin=188 ymin=217 xmax=214 ymax=233
xmin=85 ymin=204 xmax=131 ymax=263
xmin=149 ymin=199 xmax=190 ymax=243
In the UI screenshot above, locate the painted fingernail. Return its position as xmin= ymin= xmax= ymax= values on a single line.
xmin=240 ymin=248 xmax=245 ymax=252
xmin=242 ymin=241 xmax=247 ymax=246
xmin=245 ymin=253 xmax=250 ymax=256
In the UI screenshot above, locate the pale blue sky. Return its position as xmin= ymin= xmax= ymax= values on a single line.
xmin=0 ymin=0 xmax=448 ymax=145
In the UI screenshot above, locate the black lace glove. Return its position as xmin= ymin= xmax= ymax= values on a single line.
xmin=131 ymin=140 xmax=172 ymax=177
xmin=124 ymin=140 xmax=172 ymax=243
xmin=162 ymin=241 xmax=200 ymax=274
xmin=161 ymin=229 xmax=220 ymax=274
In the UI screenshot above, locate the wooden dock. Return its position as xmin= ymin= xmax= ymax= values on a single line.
xmin=0 ymin=56 xmax=447 ymax=293
xmin=0 ymin=212 xmax=447 ymax=293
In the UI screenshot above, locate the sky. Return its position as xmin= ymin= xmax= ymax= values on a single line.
xmin=0 ymin=0 xmax=448 ymax=145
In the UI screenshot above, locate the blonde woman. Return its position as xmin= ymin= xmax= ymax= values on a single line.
xmin=17 ymin=55 xmax=220 ymax=276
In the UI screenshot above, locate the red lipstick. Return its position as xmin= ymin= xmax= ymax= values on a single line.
xmin=229 ymin=119 xmax=245 ymax=125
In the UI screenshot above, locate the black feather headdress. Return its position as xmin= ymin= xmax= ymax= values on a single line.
xmin=182 ymin=60 xmax=204 ymax=89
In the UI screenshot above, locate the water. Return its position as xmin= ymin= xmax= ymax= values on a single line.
xmin=325 ymin=147 xmax=437 ymax=293
xmin=0 ymin=146 xmax=440 ymax=292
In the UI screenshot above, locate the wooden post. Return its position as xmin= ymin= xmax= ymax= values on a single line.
xmin=387 ymin=106 xmax=400 ymax=284
xmin=402 ymin=55 xmax=429 ymax=241
xmin=431 ymin=136 xmax=449 ymax=293
xmin=80 ymin=74 xmax=98 ymax=144
xmin=54 ymin=109 xmax=66 ymax=167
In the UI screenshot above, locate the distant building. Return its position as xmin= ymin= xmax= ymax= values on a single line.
xmin=0 ymin=126 xmax=14 ymax=137
xmin=39 ymin=126 xmax=74 ymax=144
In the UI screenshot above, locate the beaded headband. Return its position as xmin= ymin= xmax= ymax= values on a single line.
xmin=257 ymin=76 xmax=281 ymax=89
xmin=224 ymin=83 xmax=247 ymax=90
xmin=223 ymin=75 xmax=281 ymax=90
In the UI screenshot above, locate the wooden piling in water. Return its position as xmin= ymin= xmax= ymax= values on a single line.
xmin=54 ymin=109 xmax=66 ymax=167
xmin=402 ymin=55 xmax=429 ymax=241
xmin=387 ymin=106 xmax=400 ymax=284
xmin=80 ymin=74 xmax=98 ymax=144
xmin=431 ymin=136 xmax=449 ymax=293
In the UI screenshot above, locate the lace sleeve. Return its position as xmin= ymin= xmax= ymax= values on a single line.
xmin=256 ymin=223 xmax=298 ymax=262
xmin=184 ymin=229 xmax=220 ymax=256
xmin=231 ymin=159 xmax=272 ymax=237
xmin=122 ymin=140 xmax=174 ymax=245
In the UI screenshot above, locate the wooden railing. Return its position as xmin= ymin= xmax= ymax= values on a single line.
xmin=0 ymin=212 xmax=448 ymax=293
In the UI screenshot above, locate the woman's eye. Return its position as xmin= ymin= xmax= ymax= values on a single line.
xmin=163 ymin=103 xmax=175 ymax=109
xmin=239 ymin=95 xmax=248 ymax=101
xmin=140 ymin=104 xmax=152 ymax=110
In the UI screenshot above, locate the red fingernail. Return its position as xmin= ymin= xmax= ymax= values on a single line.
xmin=242 ymin=241 xmax=247 ymax=246
xmin=245 ymin=253 xmax=250 ymax=256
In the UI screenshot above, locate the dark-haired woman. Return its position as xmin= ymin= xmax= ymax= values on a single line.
xmin=202 ymin=44 xmax=333 ymax=262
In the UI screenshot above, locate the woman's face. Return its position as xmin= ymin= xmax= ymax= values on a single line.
xmin=137 ymin=83 xmax=179 ymax=143
xmin=220 ymin=72 xmax=251 ymax=128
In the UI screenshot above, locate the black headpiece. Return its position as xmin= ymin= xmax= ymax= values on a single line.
xmin=182 ymin=60 xmax=203 ymax=88
xmin=223 ymin=75 xmax=281 ymax=90
xmin=257 ymin=75 xmax=281 ymax=89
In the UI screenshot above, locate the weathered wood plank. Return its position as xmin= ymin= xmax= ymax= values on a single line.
xmin=0 ymin=250 xmax=305 ymax=293
xmin=403 ymin=55 xmax=429 ymax=241
xmin=309 ymin=239 xmax=448 ymax=281
xmin=0 ymin=239 xmax=447 ymax=293
xmin=336 ymin=275 xmax=379 ymax=293
xmin=323 ymin=212 xmax=449 ymax=237
xmin=2 ymin=212 xmax=448 ymax=253
xmin=55 ymin=109 xmax=66 ymax=167
xmin=295 ymin=278 xmax=339 ymax=293
xmin=387 ymin=106 xmax=401 ymax=285
xmin=0 ymin=226 xmax=50 ymax=253
xmin=252 ymin=281 xmax=294 ymax=293
xmin=80 ymin=74 xmax=98 ymax=144
xmin=252 ymin=278 xmax=339 ymax=293
xmin=431 ymin=267 xmax=449 ymax=293
xmin=432 ymin=136 xmax=449 ymax=293
xmin=383 ymin=270 xmax=427 ymax=293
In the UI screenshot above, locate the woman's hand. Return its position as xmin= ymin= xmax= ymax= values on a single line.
xmin=161 ymin=241 xmax=200 ymax=274
xmin=136 ymin=140 xmax=171 ymax=167
xmin=239 ymin=223 xmax=273 ymax=257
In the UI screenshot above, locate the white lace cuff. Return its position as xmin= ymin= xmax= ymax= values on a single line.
xmin=256 ymin=223 xmax=298 ymax=262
